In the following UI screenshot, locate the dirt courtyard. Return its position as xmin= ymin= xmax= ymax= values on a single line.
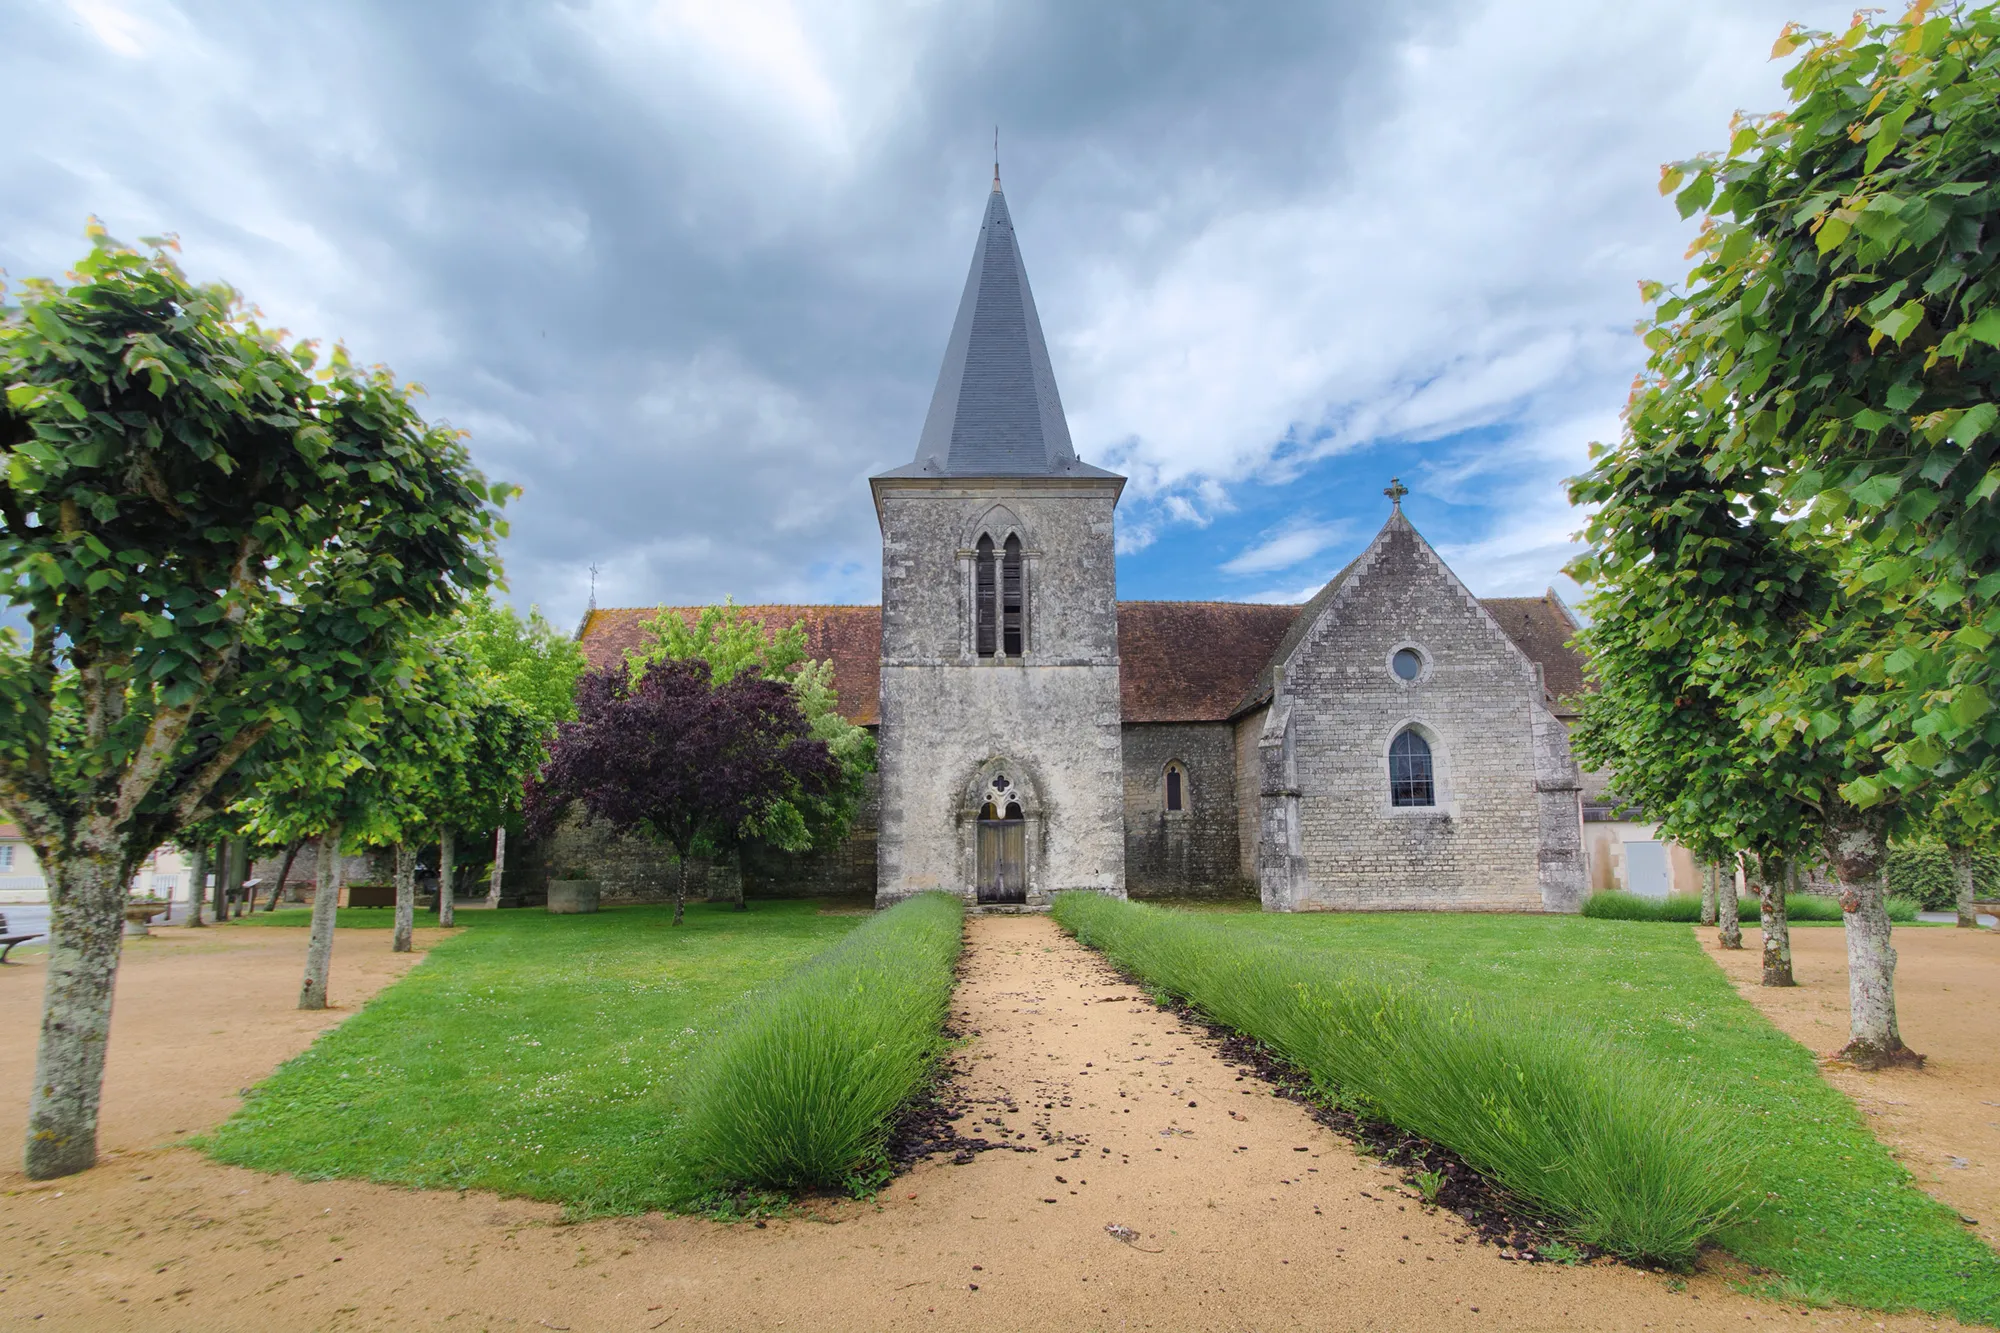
xmin=0 ymin=915 xmax=1989 ymax=1332
xmin=1705 ymin=923 xmax=2000 ymax=1253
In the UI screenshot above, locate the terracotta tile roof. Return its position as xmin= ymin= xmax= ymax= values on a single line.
xmin=1481 ymin=591 xmax=1588 ymax=714
xmin=1117 ymin=602 xmax=1301 ymax=723
xmin=577 ymin=592 xmax=1590 ymax=727
xmin=577 ymin=605 xmax=885 ymax=726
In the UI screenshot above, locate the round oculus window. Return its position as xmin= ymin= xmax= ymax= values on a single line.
xmin=1391 ymin=648 xmax=1424 ymax=681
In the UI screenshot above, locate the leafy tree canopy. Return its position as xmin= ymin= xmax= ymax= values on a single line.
xmin=459 ymin=592 xmax=586 ymax=734
xmin=1598 ymin=1 xmax=2000 ymax=814
xmin=527 ymin=657 xmax=841 ymax=922
xmin=628 ymin=601 xmax=874 ymax=855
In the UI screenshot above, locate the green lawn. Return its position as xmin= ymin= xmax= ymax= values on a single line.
xmin=1186 ymin=911 xmax=1999 ymax=1323
xmin=202 ymin=900 xmax=866 ymax=1214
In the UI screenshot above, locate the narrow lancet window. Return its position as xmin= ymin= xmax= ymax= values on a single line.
xmin=975 ymin=535 xmax=997 ymax=656
xmin=1165 ymin=764 xmax=1185 ymax=812
xmin=1002 ymin=534 xmax=1024 ymax=656
xmin=1389 ymin=729 xmax=1436 ymax=807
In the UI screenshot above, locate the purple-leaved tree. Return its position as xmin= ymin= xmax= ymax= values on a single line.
xmin=526 ymin=659 xmax=839 ymax=924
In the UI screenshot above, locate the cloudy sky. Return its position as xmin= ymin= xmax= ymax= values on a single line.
xmin=3 ymin=0 xmax=1851 ymax=624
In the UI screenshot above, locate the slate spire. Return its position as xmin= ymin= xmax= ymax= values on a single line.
xmin=882 ymin=183 xmax=1117 ymax=480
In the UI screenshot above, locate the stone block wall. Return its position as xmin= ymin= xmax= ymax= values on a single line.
xmin=1121 ymin=721 xmax=1252 ymax=898
xmin=1260 ymin=517 xmax=1567 ymax=912
xmin=873 ymin=479 xmax=1127 ymax=905
xmin=537 ymin=771 xmax=881 ymax=905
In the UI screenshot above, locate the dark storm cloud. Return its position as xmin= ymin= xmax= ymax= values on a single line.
xmin=3 ymin=0 xmax=1850 ymax=621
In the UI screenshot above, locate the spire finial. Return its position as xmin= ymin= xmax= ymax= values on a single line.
xmin=587 ymin=561 xmax=600 ymax=610
xmin=1384 ymin=478 xmax=1409 ymax=512
xmin=993 ymin=125 xmax=1001 ymax=191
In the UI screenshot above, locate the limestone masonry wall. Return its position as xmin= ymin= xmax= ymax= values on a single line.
xmin=1121 ymin=722 xmax=1250 ymax=899
xmin=874 ymin=480 xmax=1127 ymax=905
xmin=1259 ymin=517 xmax=1573 ymax=911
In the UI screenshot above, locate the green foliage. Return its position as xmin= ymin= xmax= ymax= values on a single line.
xmin=627 ymin=601 xmax=874 ymax=858
xmin=1575 ymin=3 xmax=2000 ymax=822
xmin=1580 ymin=890 xmax=1917 ymax=922
xmin=1185 ymin=909 xmax=2000 ymax=1322
xmin=1052 ymin=894 xmax=1748 ymax=1266
xmin=1884 ymin=840 xmax=2000 ymax=908
xmin=0 ymin=227 xmax=506 ymax=866
xmin=202 ymin=901 xmax=865 ymax=1214
xmin=669 ymin=892 xmax=964 ymax=1196
xmin=459 ymin=592 xmax=587 ymax=733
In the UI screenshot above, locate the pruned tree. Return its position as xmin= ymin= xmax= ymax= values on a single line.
xmin=0 ymin=230 xmax=504 ymax=1177
xmin=528 ymin=658 xmax=841 ymax=925
xmin=460 ymin=593 xmax=585 ymax=907
xmin=1568 ymin=448 xmax=1828 ymax=983
xmin=1571 ymin=2 xmax=2000 ymax=1063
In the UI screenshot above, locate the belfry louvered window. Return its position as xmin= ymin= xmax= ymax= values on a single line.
xmin=975 ymin=535 xmax=997 ymax=656
xmin=1001 ymin=535 xmax=1023 ymax=656
xmin=1389 ymin=729 xmax=1435 ymax=807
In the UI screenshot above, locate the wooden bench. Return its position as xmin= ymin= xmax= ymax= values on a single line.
xmin=0 ymin=911 xmax=43 ymax=964
xmin=345 ymin=884 xmax=396 ymax=908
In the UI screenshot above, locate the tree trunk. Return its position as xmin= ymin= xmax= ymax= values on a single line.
xmin=184 ymin=843 xmax=208 ymax=928
xmin=1699 ymin=860 xmax=1718 ymax=926
xmin=24 ymin=847 xmax=136 ymax=1178
xmin=486 ymin=826 xmax=506 ymax=908
xmin=1952 ymin=845 xmax=1978 ymax=929
xmin=437 ymin=827 xmax=456 ymax=928
xmin=1717 ymin=854 xmax=1742 ymax=949
xmin=268 ymin=840 xmax=303 ymax=911
xmin=299 ymin=824 xmax=344 ymax=1011
xmin=227 ymin=838 xmax=249 ymax=920
xmin=213 ymin=838 xmax=231 ymax=923
xmin=673 ymin=849 xmax=687 ymax=927
xmin=1756 ymin=853 xmax=1795 ymax=987
xmin=392 ymin=842 xmax=416 ymax=953
xmin=734 ymin=846 xmax=749 ymax=912
xmin=1825 ymin=805 xmax=1922 ymax=1068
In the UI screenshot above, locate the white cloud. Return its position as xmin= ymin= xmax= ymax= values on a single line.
xmin=1220 ymin=521 xmax=1349 ymax=576
xmin=1058 ymin=0 xmax=1848 ymax=547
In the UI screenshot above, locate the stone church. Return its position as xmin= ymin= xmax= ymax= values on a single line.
xmin=578 ymin=179 xmax=1589 ymax=913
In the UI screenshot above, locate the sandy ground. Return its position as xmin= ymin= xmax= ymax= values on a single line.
xmin=1706 ymin=924 xmax=2000 ymax=1251
xmin=0 ymin=915 xmax=1980 ymax=1332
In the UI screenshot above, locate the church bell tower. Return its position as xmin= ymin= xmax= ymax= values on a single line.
xmin=870 ymin=176 xmax=1128 ymax=908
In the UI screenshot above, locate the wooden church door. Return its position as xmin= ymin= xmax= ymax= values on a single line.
xmin=976 ymin=780 xmax=1027 ymax=904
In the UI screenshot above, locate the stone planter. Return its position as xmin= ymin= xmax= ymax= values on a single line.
xmin=123 ymin=902 xmax=170 ymax=937
xmin=547 ymin=880 xmax=601 ymax=914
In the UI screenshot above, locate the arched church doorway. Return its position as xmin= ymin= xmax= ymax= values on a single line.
xmin=976 ymin=775 xmax=1027 ymax=904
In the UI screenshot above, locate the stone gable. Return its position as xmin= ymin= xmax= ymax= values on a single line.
xmin=1255 ymin=513 xmax=1583 ymax=912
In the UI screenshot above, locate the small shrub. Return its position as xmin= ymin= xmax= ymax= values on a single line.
xmin=669 ymin=892 xmax=963 ymax=1196
xmin=1054 ymin=893 xmax=1750 ymax=1266
xmin=1413 ymin=1168 xmax=1444 ymax=1204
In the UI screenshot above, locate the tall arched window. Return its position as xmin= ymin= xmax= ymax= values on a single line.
xmin=1389 ymin=729 xmax=1435 ymax=807
xmin=1002 ymin=534 xmax=1023 ymax=655
xmin=1164 ymin=761 xmax=1187 ymax=813
xmin=975 ymin=532 xmax=1025 ymax=657
xmin=975 ymin=535 xmax=997 ymax=656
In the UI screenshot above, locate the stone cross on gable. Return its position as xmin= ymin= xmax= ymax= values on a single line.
xmin=1384 ymin=478 xmax=1408 ymax=511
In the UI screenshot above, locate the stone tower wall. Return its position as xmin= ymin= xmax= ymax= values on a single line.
xmin=874 ymin=479 xmax=1127 ymax=906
